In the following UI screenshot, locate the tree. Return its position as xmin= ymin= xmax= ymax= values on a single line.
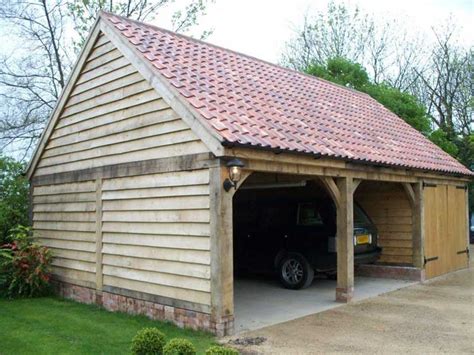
xmin=409 ymin=25 xmax=473 ymax=212
xmin=282 ymin=2 xmax=372 ymax=71
xmin=306 ymin=57 xmax=369 ymax=89
xmin=306 ymin=57 xmax=431 ymax=134
xmin=413 ymin=25 xmax=473 ymax=157
xmin=0 ymin=0 xmax=68 ymax=159
xmin=0 ymin=0 xmax=213 ymax=160
xmin=282 ymin=1 xmax=426 ymax=91
xmin=68 ymin=0 xmax=212 ymax=50
xmin=0 ymin=156 xmax=29 ymax=244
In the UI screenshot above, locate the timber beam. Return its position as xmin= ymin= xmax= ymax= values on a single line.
xmin=320 ymin=177 xmax=342 ymax=208
xmin=225 ymin=148 xmax=470 ymax=185
xmin=31 ymin=153 xmax=217 ymax=186
xmin=402 ymin=183 xmax=416 ymax=207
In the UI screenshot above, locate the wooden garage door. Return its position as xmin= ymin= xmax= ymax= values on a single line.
xmin=424 ymin=184 xmax=469 ymax=279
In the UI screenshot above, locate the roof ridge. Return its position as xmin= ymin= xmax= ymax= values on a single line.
xmin=100 ymin=11 xmax=370 ymax=99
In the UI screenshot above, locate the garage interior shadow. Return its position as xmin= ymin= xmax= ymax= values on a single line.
xmin=232 ymin=173 xmax=416 ymax=333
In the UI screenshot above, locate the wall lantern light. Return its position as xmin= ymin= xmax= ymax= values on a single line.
xmin=223 ymin=158 xmax=245 ymax=192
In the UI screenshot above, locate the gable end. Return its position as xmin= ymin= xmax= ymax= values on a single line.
xmin=27 ymin=16 xmax=223 ymax=179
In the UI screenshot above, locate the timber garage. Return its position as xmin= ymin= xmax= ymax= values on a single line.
xmin=27 ymin=12 xmax=472 ymax=336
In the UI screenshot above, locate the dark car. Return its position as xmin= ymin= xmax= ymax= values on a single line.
xmin=234 ymin=196 xmax=381 ymax=290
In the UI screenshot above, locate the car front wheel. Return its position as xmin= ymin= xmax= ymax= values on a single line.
xmin=278 ymin=253 xmax=314 ymax=290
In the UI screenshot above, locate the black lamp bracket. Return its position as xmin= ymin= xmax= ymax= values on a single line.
xmin=223 ymin=178 xmax=235 ymax=192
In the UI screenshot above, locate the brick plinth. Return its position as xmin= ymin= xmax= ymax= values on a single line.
xmin=355 ymin=264 xmax=425 ymax=281
xmin=335 ymin=286 xmax=354 ymax=302
xmin=53 ymin=281 xmax=233 ymax=336
xmin=55 ymin=281 xmax=97 ymax=304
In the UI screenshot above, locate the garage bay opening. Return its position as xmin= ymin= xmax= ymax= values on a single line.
xmin=232 ymin=173 xmax=419 ymax=333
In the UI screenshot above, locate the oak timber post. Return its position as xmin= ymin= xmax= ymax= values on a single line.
xmin=95 ymin=178 xmax=104 ymax=299
xmin=412 ymin=182 xmax=424 ymax=269
xmin=28 ymin=183 xmax=34 ymax=226
xmin=209 ymin=164 xmax=235 ymax=336
xmin=336 ymin=176 xmax=354 ymax=303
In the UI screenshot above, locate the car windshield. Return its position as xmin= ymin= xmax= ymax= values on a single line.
xmin=297 ymin=202 xmax=324 ymax=226
xmin=354 ymin=204 xmax=371 ymax=225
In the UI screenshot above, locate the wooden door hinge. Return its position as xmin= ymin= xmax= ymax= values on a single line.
xmin=457 ymin=247 xmax=470 ymax=257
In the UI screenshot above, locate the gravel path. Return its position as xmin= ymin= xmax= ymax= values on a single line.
xmin=225 ymin=263 xmax=474 ymax=354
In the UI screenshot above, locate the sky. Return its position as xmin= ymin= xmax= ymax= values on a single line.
xmin=180 ymin=0 xmax=474 ymax=64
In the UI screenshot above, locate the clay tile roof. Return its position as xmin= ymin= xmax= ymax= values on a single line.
xmin=102 ymin=12 xmax=472 ymax=176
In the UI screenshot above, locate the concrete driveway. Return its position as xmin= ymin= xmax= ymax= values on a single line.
xmin=227 ymin=264 xmax=474 ymax=354
xmin=234 ymin=276 xmax=415 ymax=332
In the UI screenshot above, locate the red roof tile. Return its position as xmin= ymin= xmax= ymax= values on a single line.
xmin=103 ymin=13 xmax=472 ymax=176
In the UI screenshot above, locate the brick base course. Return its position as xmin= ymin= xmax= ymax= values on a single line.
xmin=355 ymin=264 xmax=425 ymax=281
xmin=53 ymin=281 xmax=233 ymax=337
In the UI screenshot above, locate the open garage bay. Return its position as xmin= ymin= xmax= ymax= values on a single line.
xmin=234 ymin=276 xmax=415 ymax=332
xmin=232 ymin=172 xmax=419 ymax=333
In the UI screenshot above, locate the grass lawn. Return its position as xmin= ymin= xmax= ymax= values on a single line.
xmin=0 ymin=297 xmax=216 ymax=354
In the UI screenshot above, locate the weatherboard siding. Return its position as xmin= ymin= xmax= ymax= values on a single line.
xmin=33 ymin=181 xmax=97 ymax=288
xmin=32 ymin=169 xmax=212 ymax=309
xmin=355 ymin=182 xmax=414 ymax=265
xmin=33 ymin=32 xmax=208 ymax=177
xmin=31 ymin=32 xmax=213 ymax=310
xmin=100 ymin=170 xmax=212 ymax=307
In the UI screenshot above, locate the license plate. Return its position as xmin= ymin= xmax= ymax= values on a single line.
xmin=356 ymin=234 xmax=370 ymax=245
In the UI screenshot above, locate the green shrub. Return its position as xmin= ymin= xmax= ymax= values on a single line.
xmin=131 ymin=328 xmax=166 ymax=355
xmin=0 ymin=156 xmax=29 ymax=244
xmin=163 ymin=338 xmax=196 ymax=355
xmin=205 ymin=345 xmax=239 ymax=355
xmin=0 ymin=225 xmax=52 ymax=298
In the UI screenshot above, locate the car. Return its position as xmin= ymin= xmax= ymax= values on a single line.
xmin=234 ymin=194 xmax=382 ymax=290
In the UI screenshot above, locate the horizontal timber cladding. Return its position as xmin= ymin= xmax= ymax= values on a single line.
xmin=100 ymin=169 xmax=212 ymax=309
xmin=355 ymin=182 xmax=414 ymax=265
xmin=32 ymin=168 xmax=212 ymax=312
xmin=32 ymin=181 xmax=97 ymax=288
xmin=29 ymin=31 xmax=215 ymax=311
xmin=33 ymin=32 xmax=209 ymax=177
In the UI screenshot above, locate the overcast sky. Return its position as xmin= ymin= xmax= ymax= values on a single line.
xmin=179 ymin=0 xmax=473 ymax=64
